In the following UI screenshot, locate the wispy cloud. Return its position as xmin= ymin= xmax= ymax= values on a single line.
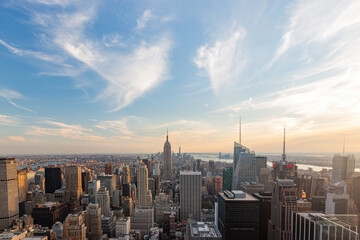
xmin=136 ymin=9 xmax=154 ymax=29
xmin=94 ymin=118 xmax=134 ymax=136
xmin=9 ymin=136 xmax=25 ymax=141
xmin=25 ymin=120 xmax=106 ymax=141
xmin=0 ymin=40 xmax=64 ymax=64
xmin=194 ymin=27 xmax=247 ymax=94
xmin=269 ymin=0 xmax=360 ymax=66
xmin=6 ymin=1 xmax=172 ymax=111
xmin=0 ymin=114 xmax=20 ymax=126
xmin=0 ymin=88 xmax=35 ymax=113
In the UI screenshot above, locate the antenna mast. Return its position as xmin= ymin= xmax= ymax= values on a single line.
xmin=282 ymin=123 xmax=286 ymax=162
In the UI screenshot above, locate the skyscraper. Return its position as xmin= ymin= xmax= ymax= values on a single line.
xmin=123 ymin=165 xmax=130 ymax=184
xmin=63 ymin=211 xmax=86 ymax=240
xmin=0 ymin=158 xmax=19 ymax=230
xmin=268 ymin=179 xmax=298 ymax=240
xmin=81 ymin=170 xmax=92 ymax=194
xmin=217 ymin=191 xmax=260 ymax=240
xmin=163 ymin=130 xmax=172 ymax=180
xmin=96 ymin=186 xmax=111 ymax=216
xmin=232 ymin=119 xmax=256 ymax=189
xmin=180 ymin=171 xmax=202 ymax=221
xmin=137 ymin=163 xmax=152 ymax=206
xmin=332 ymin=154 xmax=355 ymax=183
xmin=271 ymin=126 xmax=298 ymax=180
xmin=45 ymin=167 xmax=62 ymax=194
xmin=86 ymin=204 xmax=103 ymax=240
xmin=105 ymin=164 xmax=113 ymax=175
xmin=222 ymin=167 xmax=233 ymax=191
xmin=64 ymin=166 xmax=82 ymax=202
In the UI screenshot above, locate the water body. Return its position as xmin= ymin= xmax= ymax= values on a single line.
xmin=190 ymin=153 xmax=360 ymax=172
xmin=17 ymin=161 xmax=65 ymax=169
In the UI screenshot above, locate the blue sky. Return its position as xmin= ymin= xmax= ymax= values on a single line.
xmin=1 ymin=0 xmax=360 ymax=154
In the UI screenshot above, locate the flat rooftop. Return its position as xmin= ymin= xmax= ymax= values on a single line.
xmin=189 ymin=222 xmax=221 ymax=238
xmin=180 ymin=171 xmax=201 ymax=175
xmin=218 ymin=192 xmax=258 ymax=201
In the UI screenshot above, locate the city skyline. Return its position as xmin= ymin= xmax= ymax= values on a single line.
xmin=1 ymin=0 xmax=360 ymax=154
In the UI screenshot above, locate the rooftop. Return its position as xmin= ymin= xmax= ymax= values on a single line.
xmin=189 ymin=222 xmax=221 ymax=238
xmin=180 ymin=171 xmax=201 ymax=175
xmin=219 ymin=191 xmax=258 ymax=201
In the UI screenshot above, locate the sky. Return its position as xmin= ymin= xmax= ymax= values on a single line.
xmin=1 ymin=0 xmax=360 ymax=154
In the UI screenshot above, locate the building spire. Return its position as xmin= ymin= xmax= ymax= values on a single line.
xmin=239 ymin=116 xmax=242 ymax=145
xmin=282 ymin=123 xmax=286 ymax=162
xmin=166 ymin=128 xmax=168 ymax=142
xmin=343 ymin=137 xmax=345 ymax=157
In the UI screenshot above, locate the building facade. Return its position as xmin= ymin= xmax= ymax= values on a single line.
xmin=45 ymin=167 xmax=62 ymax=194
xmin=0 ymin=158 xmax=19 ymax=230
xmin=64 ymin=166 xmax=82 ymax=202
xmin=163 ymin=132 xmax=172 ymax=180
xmin=180 ymin=171 xmax=202 ymax=221
xmin=86 ymin=204 xmax=103 ymax=240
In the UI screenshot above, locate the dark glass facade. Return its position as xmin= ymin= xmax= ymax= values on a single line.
xmin=45 ymin=167 xmax=62 ymax=194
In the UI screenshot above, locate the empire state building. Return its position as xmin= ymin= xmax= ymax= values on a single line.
xmin=163 ymin=131 xmax=172 ymax=180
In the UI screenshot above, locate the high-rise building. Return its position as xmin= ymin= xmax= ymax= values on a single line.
xmin=63 ymin=211 xmax=86 ymax=240
xmin=137 ymin=163 xmax=152 ymax=206
xmin=96 ymin=186 xmax=111 ymax=216
xmin=352 ymin=176 xmax=360 ymax=211
xmin=163 ymin=131 xmax=172 ymax=180
xmin=98 ymin=175 xmax=117 ymax=201
xmin=222 ymin=167 xmax=233 ymax=191
xmin=64 ymin=166 xmax=82 ymax=202
xmin=180 ymin=171 xmax=202 ymax=221
xmin=105 ymin=164 xmax=113 ymax=175
xmin=332 ymin=154 xmax=355 ymax=183
xmin=212 ymin=176 xmax=223 ymax=196
xmin=86 ymin=204 xmax=103 ymax=240
xmin=292 ymin=212 xmax=359 ymax=240
xmin=18 ymin=169 xmax=29 ymax=203
xmin=88 ymin=180 xmax=100 ymax=203
xmin=115 ymin=217 xmax=130 ymax=237
xmin=81 ymin=170 xmax=92 ymax=194
xmin=0 ymin=158 xmax=19 ymax=230
xmin=271 ymin=126 xmax=298 ymax=181
xmin=232 ymin=141 xmax=256 ymax=189
xmin=123 ymin=166 xmax=130 ymax=184
xmin=268 ymin=179 xmax=298 ymax=240
xmin=254 ymin=156 xmax=267 ymax=179
xmin=217 ymin=191 xmax=260 ymax=240
xmin=45 ymin=167 xmax=62 ymax=194
xmin=240 ymin=182 xmax=264 ymax=195
xmin=32 ymin=202 xmax=69 ymax=228
xmin=130 ymin=206 xmax=154 ymax=235
xmin=253 ymin=192 xmax=272 ymax=240
xmin=209 ymin=160 xmax=215 ymax=175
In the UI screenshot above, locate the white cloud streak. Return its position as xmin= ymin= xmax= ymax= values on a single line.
xmin=194 ymin=27 xmax=247 ymax=94
xmin=136 ymin=9 xmax=154 ymax=29
xmin=6 ymin=1 xmax=172 ymax=111
xmin=0 ymin=88 xmax=35 ymax=113
xmin=0 ymin=114 xmax=20 ymax=126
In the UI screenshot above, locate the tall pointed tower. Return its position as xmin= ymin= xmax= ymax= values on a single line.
xmin=163 ymin=130 xmax=172 ymax=180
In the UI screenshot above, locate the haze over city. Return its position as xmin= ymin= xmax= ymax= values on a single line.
xmin=1 ymin=0 xmax=360 ymax=154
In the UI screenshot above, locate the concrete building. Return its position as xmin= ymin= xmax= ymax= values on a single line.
xmin=187 ymin=221 xmax=222 ymax=240
xmin=64 ymin=166 xmax=82 ymax=202
xmin=240 ymin=182 xmax=265 ymax=195
xmin=45 ymin=167 xmax=62 ymax=194
xmin=115 ymin=217 xmax=130 ymax=237
xmin=217 ymin=191 xmax=260 ymax=240
xmin=96 ymin=186 xmax=111 ymax=216
xmin=98 ymin=175 xmax=117 ymax=201
xmin=254 ymin=156 xmax=267 ymax=180
xmin=105 ymin=164 xmax=113 ymax=175
xmin=123 ymin=166 xmax=130 ymax=184
xmin=123 ymin=197 xmax=134 ymax=217
xmin=0 ymin=158 xmax=19 ymax=230
xmin=332 ymin=154 xmax=355 ymax=183
xmin=102 ymin=212 xmax=116 ymax=238
xmin=268 ymin=179 xmax=298 ymax=240
xmin=86 ymin=204 xmax=103 ymax=240
xmin=325 ymin=192 xmax=349 ymax=214
xmin=88 ymin=180 xmax=100 ymax=203
xmin=137 ymin=164 xmax=152 ymax=206
xmin=52 ymin=222 xmax=63 ymax=239
xmin=81 ymin=170 xmax=92 ymax=194
xmin=63 ymin=211 xmax=86 ymax=240
xmin=253 ymin=192 xmax=272 ymax=240
xmin=292 ymin=212 xmax=359 ymax=240
xmin=180 ymin=171 xmax=202 ymax=221
xmin=18 ymin=169 xmax=29 ymax=203
xmin=212 ymin=176 xmax=222 ymax=196
xmin=163 ymin=131 xmax=172 ymax=180
xmin=131 ymin=206 xmax=154 ymax=235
